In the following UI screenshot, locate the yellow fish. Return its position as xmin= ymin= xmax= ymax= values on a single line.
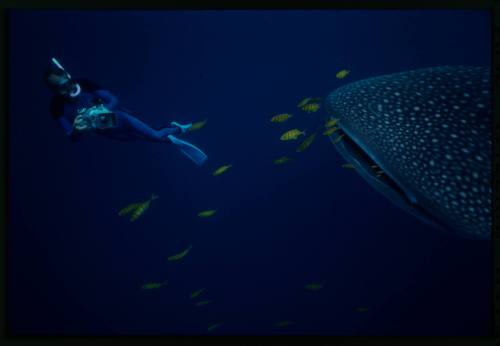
xmin=325 ymin=118 xmax=339 ymax=128
xmin=297 ymin=97 xmax=312 ymax=108
xmin=118 ymin=194 xmax=158 ymax=222
xmin=168 ymin=245 xmax=193 ymax=262
xmin=301 ymin=103 xmax=321 ymax=113
xmin=142 ymin=281 xmax=168 ymax=290
xmin=190 ymin=288 xmax=206 ymax=299
xmin=274 ymin=156 xmax=293 ymax=165
xmin=274 ymin=320 xmax=293 ymax=327
xmin=195 ymin=300 xmax=213 ymax=307
xmin=297 ymin=97 xmax=322 ymax=108
xmin=342 ymin=163 xmax=355 ymax=169
xmin=207 ymin=323 xmax=224 ymax=331
xmin=371 ymin=164 xmax=384 ymax=176
xmin=198 ymin=209 xmax=217 ymax=218
xmin=296 ymin=132 xmax=317 ymax=152
xmin=213 ymin=164 xmax=232 ymax=176
xmin=270 ymin=113 xmax=293 ymax=123
xmin=355 ymin=307 xmax=369 ymax=312
xmin=305 ymin=283 xmax=323 ymax=291
xmin=189 ymin=119 xmax=208 ymax=131
xmin=332 ymin=134 xmax=345 ymax=144
xmin=323 ymin=127 xmax=340 ymax=136
xmin=336 ymin=69 xmax=350 ymax=79
xmin=280 ymin=129 xmax=306 ymax=141
xmin=118 ymin=203 xmax=141 ymax=216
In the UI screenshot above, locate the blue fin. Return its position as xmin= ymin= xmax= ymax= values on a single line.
xmin=168 ymin=135 xmax=207 ymax=166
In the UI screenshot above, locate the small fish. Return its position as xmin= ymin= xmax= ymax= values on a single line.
xmin=213 ymin=164 xmax=232 ymax=176
xmin=296 ymin=132 xmax=317 ymax=152
xmin=300 ymin=103 xmax=321 ymax=113
xmin=195 ymin=299 xmax=213 ymax=307
xmin=370 ymin=165 xmax=384 ymax=175
xmin=336 ymin=69 xmax=350 ymax=79
xmin=198 ymin=209 xmax=217 ymax=218
xmin=270 ymin=113 xmax=293 ymax=123
xmin=280 ymin=129 xmax=306 ymax=141
xmin=168 ymin=245 xmax=193 ymax=262
xmin=298 ymin=97 xmax=322 ymax=108
xmin=297 ymin=97 xmax=312 ymax=108
xmin=207 ymin=322 xmax=224 ymax=331
xmin=325 ymin=118 xmax=339 ymax=128
xmin=118 ymin=203 xmax=141 ymax=216
xmin=323 ymin=127 xmax=339 ymax=136
xmin=305 ymin=283 xmax=323 ymax=291
xmin=342 ymin=163 xmax=355 ymax=169
xmin=274 ymin=320 xmax=293 ymax=327
xmin=332 ymin=134 xmax=345 ymax=144
xmin=118 ymin=194 xmax=158 ymax=222
xmin=142 ymin=281 xmax=168 ymax=290
xmin=354 ymin=307 xmax=369 ymax=312
xmin=274 ymin=156 xmax=293 ymax=165
xmin=189 ymin=119 xmax=208 ymax=131
xmin=190 ymin=288 xmax=206 ymax=299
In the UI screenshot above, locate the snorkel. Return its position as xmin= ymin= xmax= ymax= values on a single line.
xmin=51 ymin=57 xmax=81 ymax=98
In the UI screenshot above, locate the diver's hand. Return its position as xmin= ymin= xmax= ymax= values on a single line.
xmin=92 ymin=97 xmax=104 ymax=105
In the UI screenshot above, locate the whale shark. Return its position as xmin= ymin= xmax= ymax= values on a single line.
xmin=325 ymin=66 xmax=491 ymax=240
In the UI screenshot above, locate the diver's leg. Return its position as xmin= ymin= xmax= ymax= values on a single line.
xmin=97 ymin=131 xmax=141 ymax=142
xmin=115 ymin=111 xmax=180 ymax=142
xmin=106 ymin=111 xmax=207 ymax=165
xmin=157 ymin=125 xmax=181 ymax=137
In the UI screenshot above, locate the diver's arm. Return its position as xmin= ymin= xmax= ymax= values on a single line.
xmin=56 ymin=116 xmax=73 ymax=136
xmin=55 ymin=116 xmax=81 ymax=142
xmin=50 ymin=97 xmax=80 ymax=142
xmin=93 ymin=89 xmax=119 ymax=110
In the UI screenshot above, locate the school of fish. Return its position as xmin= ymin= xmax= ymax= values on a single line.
xmin=113 ymin=64 xmax=489 ymax=332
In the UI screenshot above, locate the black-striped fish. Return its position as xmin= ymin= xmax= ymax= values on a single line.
xmin=274 ymin=156 xmax=293 ymax=165
xmin=270 ymin=113 xmax=293 ymax=123
xmin=280 ymin=129 xmax=305 ymax=141
xmin=300 ymin=102 xmax=321 ymax=113
xmin=168 ymin=245 xmax=193 ymax=262
xmin=118 ymin=194 xmax=158 ymax=222
xmin=296 ymin=132 xmax=317 ymax=152
xmin=336 ymin=69 xmax=350 ymax=79
xmin=142 ymin=281 xmax=167 ymax=290
xmin=189 ymin=119 xmax=208 ymax=131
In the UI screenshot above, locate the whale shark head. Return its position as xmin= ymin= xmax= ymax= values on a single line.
xmin=325 ymin=66 xmax=491 ymax=240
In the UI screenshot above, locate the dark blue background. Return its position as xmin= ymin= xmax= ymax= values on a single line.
xmin=8 ymin=10 xmax=491 ymax=335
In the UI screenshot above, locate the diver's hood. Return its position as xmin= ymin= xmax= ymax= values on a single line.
xmin=57 ymin=78 xmax=81 ymax=98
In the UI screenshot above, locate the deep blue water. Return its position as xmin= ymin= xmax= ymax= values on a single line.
xmin=8 ymin=10 xmax=491 ymax=336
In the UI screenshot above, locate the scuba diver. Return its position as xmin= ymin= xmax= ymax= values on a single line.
xmin=43 ymin=58 xmax=207 ymax=166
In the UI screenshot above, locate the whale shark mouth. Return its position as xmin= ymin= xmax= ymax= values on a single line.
xmin=337 ymin=129 xmax=406 ymax=197
xmin=335 ymin=128 xmax=446 ymax=229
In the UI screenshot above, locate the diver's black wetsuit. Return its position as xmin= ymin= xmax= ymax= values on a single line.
xmin=49 ymin=79 xmax=180 ymax=142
